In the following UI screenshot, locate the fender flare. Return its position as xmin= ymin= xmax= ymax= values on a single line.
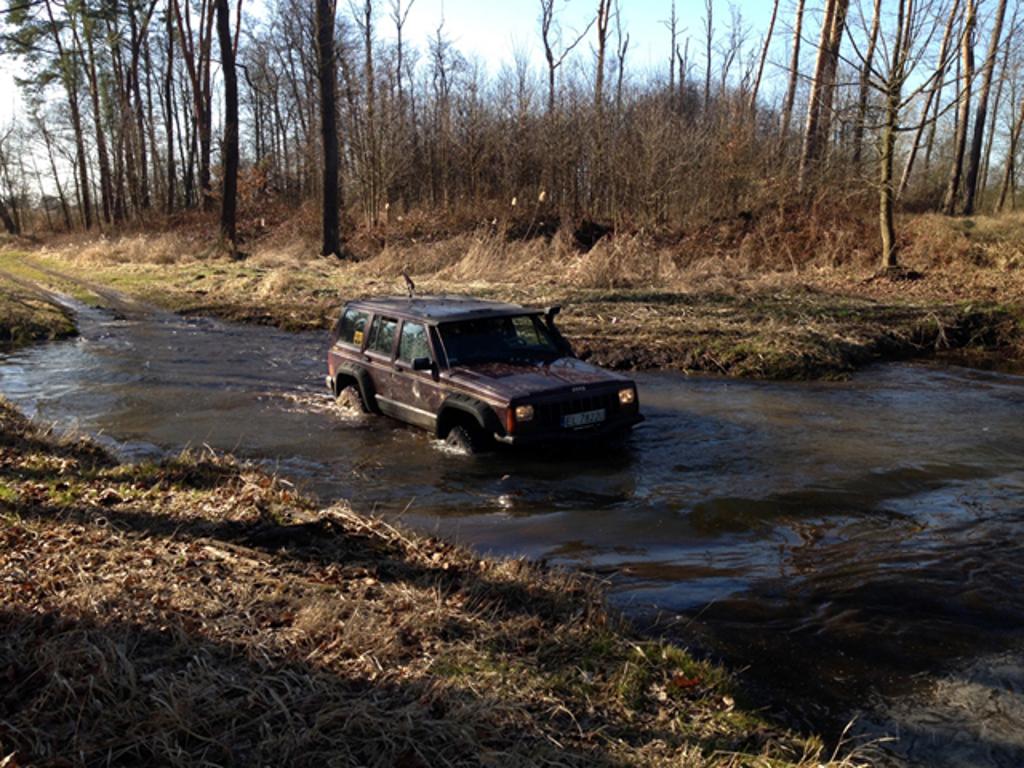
xmin=437 ymin=393 xmax=502 ymax=438
xmin=334 ymin=363 xmax=379 ymax=413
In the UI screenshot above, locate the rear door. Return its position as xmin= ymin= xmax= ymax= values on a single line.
xmin=328 ymin=306 xmax=370 ymax=378
xmin=363 ymin=314 xmax=400 ymax=416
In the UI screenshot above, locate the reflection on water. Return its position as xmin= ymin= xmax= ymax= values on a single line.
xmin=2 ymin=301 xmax=1023 ymax=766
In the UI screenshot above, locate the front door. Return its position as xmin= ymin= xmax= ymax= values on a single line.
xmin=388 ymin=320 xmax=442 ymax=430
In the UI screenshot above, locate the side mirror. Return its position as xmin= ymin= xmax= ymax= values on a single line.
xmin=412 ymin=356 xmax=433 ymax=371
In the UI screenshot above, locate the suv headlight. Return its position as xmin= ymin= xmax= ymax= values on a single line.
xmin=515 ymin=404 xmax=534 ymax=421
xmin=618 ymin=387 xmax=636 ymax=406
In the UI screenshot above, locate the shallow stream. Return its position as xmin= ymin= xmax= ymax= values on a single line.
xmin=2 ymin=301 xmax=1022 ymax=766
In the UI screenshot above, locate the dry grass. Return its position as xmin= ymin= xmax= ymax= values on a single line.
xmin=9 ymin=208 xmax=1024 ymax=378
xmin=57 ymin=232 xmax=202 ymax=266
xmin=903 ymin=211 xmax=1024 ymax=270
xmin=0 ymin=399 xmax=871 ymax=766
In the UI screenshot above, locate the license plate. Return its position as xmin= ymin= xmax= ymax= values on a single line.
xmin=562 ymin=408 xmax=606 ymax=428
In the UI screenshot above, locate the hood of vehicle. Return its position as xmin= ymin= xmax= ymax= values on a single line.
xmin=448 ymin=357 xmax=628 ymax=400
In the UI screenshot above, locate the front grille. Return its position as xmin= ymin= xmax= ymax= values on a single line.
xmin=534 ymin=391 xmax=620 ymax=429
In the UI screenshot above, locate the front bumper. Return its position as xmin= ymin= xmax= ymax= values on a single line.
xmin=494 ymin=412 xmax=644 ymax=446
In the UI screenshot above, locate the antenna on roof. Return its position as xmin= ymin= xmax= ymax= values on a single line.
xmin=401 ymin=269 xmax=416 ymax=298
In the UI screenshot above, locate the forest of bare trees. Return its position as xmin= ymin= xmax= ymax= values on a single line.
xmin=1 ymin=0 xmax=1023 ymax=268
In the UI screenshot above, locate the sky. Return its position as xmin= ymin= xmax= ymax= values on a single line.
xmin=0 ymin=0 xmax=788 ymax=124
xmin=392 ymin=0 xmax=782 ymax=75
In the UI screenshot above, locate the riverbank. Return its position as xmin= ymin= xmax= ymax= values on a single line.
xmin=6 ymin=209 xmax=1024 ymax=378
xmin=0 ymin=273 xmax=76 ymax=350
xmin=0 ymin=397 xmax=863 ymax=766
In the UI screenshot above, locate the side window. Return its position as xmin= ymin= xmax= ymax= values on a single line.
xmin=336 ymin=308 xmax=369 ymax=347
xmin=511 ymin=315 xmax=543 ymax=345
xmin=398 ymin=322 xmax=430 ymax=363
xmin=368 ymin=316 xmax=398 ymax=357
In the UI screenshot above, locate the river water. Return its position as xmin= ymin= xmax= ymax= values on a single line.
xmin=1 ymin=301 xmax=1023 ymax=767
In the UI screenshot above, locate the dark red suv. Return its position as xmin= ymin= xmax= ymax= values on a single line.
xmin=326 ymin=296 xmax=643 ymax=452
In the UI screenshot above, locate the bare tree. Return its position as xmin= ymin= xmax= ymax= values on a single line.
xmin=852 ymin=0 xmax=882 ymax=164
xmin=799 ymin=0 xmax=850 ymax=189
xmin=897 ymin=0 xmax=961 ymax=199
xmin=594 ymin=0 xmax=611 ymax=110
xmin=998 ymin=61 xmax=1024 ymax=210
xmin=749 ymin=0 xmax=780 ymax=111
xmin=0 ymin=127 xmax=21 ymax=235
xmin=165 ymin=1 xmax=177 ymax=213
xmin=38 ymin=0 xmax=93 ymax=228
xmin=851 ymin=0 xmax=959 ymax=267
xmin=317 ymin=0 xmax=343 ymax=257
xmin=703 ymin=0 xmax=714 ymax=107
xmin=614 ymin=0 xmax=629 ymax=112
xmin=539 ymin=0 xmax=594 ymax=115
xmin=943 ymin=0 xmax=975 ymax=214
xmin=664 ymin=0 xmax=678 ymax=96
xmin=215 ymin=0 xmax=238 ymax=248
xmin=173 ymin=0 xmax=217 ymax=211
xmin=780 ymin=0 xmax=807 ymax=142
xmin=963 ymin=0 xmax=1009 ymax=214
xmin=978 ymin=3 xmax=1016 ymax=203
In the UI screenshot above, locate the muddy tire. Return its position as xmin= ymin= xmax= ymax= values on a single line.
xmin=336 ymin=384 xmax=367 ymax=413
xmin=444 ymin=424 xmax=485 ymax=454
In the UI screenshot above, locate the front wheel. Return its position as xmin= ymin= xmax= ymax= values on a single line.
xmin=444 ymin=424 xmax=487 ymax=454
xmin=336 ymin=384 xmax=367 ymax=413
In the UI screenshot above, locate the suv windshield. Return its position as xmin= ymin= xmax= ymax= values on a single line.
xmin=439 ymin=314 xmax=560 ymax=366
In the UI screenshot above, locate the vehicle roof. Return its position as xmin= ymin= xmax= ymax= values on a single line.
xmin=347 ymin=295 xmax=541 ymax=322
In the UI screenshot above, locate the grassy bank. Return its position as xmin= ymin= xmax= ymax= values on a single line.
xmin=5 ymin=209 xmax=1024 ymax=378
xmin=0 ymin=270 xmax=76 ymax=350
xmin=0 ymin=398 xmax=862 ymax=766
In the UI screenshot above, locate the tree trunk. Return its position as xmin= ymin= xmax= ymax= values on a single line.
xmin=593 ymin=0 xmax=611 ymax=216
xmin=143 ymin=21 xmax=162 ymax=209
xmin=0 ymin=198 xmax=19 ymax=235
xmin=997 ymin=94 xmax=1024 ymax=211
xmin=852 ymin=0 xmax=882 ymax=165
xmin=165 ymin=1 xmax=176 ymax=213
xmin=667 ymin=0 xmax=677 ymax=97
xmin=108 ymin=24 xmax=138 ymax=220
xmin=42 ymin=0 xmax=92 ymax=229
xmin=362 ymin=1 xmax=379 ymax=225
xmin=128 ymin=1 xmax=154 ymax=212
xmin=779 ymin=0 xmax=805 ymax=144
xmin=316 ymin=0 xmax=342 ymax=257
xmin=897 ymin=0 xmax=960 ymax=199
xmin=38 ymin=117 xmax=73 ymax=230
xmin=880 ymin=94 xmax=898 ymax=268
xmin=979 ymin=17 xmax=1013 ymax=208
xmin=594 ymin=0 xmax=610 ymax=111
xmin=77 ymin=11 xmax=115 ymax=225
xmin=880 ymin=0 xmax=911 ymax=270
xmin=943 ymin=0 xmax=976 ymax=215
xmin=748 ymin=0 xmax=780 ymax=113
xmin=963 ymin=0 xmax=1007 ymax=214
xmin=215 ymin=0 xmax=238 ymax=247
xmin=172 ymin=0 xmax=215 ymax=211
xmin=799 ymin=0 xmax=849 ymax=189
xmin=703 ymin=0 xmax=713 ymax=109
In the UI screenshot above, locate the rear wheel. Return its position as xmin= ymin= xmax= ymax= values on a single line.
xmin=444 ymin=424 xmax=486 ymax=454
xmin=336 ymin=384 xmax=367 ymax=413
